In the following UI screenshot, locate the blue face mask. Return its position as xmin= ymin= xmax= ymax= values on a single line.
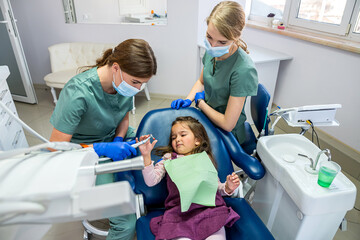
xmin=204 ymin=38 xmax=232 ymax=58
xmin=112 ymin=68 xmax=140 ymax=97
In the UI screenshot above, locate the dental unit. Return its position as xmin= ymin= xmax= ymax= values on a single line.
xmin=0 ymin=102 xmax=145 ymax=240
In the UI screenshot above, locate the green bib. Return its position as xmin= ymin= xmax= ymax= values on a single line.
xmin=164 ymin=151 xmax=218 ymax=212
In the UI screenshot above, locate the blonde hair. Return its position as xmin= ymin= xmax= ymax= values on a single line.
xmin=207 ymin=1 xmax=249 ymax=54
xmin=82 ymin=39 xmax=157 ymax=78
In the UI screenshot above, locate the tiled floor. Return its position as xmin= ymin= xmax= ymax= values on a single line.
xmin=13 ymin=86 xmax=360 ymax=240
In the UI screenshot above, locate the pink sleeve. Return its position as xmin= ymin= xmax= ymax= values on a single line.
xmin=142 ymin=160 xmax=166 ymax=187
xmin=218 ymin=180 xmax=236 ymax=196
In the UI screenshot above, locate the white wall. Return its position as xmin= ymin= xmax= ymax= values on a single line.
xmin=243 ymin=27 xmax=360 ymax=152
xmin=11 ymin=0 xmax=198 ymax=97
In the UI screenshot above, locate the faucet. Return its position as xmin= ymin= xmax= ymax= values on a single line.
xmin=298 ymin=153 xmax=314 ymax=168
xmin=313 ymin=149 xmax=331 ymax=170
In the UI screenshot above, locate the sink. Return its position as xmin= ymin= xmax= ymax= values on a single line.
xmin=256 ymin=134 xmax=356 ymax=215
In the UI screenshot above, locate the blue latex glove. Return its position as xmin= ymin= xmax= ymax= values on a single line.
xmin=171 ymin=99 xmax=192 ymax=110
xmin=93 ymin=140 xmax=136 ymax=161
xmin=113 ymin=136 xmax=123 ymax=142
xmin=195 ymin=91 xmax=205 ymax=107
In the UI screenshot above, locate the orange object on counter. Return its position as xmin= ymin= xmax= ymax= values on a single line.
xmin=151 ymin=10 xmax=154 ymax=14
xmin=80 ymin=143 xmax=90 ymax=148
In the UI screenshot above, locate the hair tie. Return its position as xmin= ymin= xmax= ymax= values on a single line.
xmin=112 ymin=47 xmax=115 ymax=53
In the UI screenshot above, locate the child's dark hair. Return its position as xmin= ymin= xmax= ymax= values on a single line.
xmin=155 ymin=116 xmax=217 ymax=168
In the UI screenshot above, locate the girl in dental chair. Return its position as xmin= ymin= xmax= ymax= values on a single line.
xmin=138 ymin=116 xmax=240 ymax=240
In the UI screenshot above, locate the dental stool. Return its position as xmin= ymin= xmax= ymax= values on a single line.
xmin=241 ymin=83 xmax=271 ymax=155
xmin=132 ymin=107 xmax=274 ymax=240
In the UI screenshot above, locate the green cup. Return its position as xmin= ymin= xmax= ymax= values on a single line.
xmin=317 ymin=161 xmax=341 ymax=188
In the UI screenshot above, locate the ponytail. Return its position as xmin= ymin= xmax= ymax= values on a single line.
xmin=235 ymin=38 xmax=249 ymax=54
xmin=79 ymin=39 xmax=157 ymax=78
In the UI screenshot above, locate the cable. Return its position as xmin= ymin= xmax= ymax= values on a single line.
xmin=259 ymin=108 xmax=268 ymax=137
xmin=354 ymin=206 xmax=360 ymax=211
xmin=306 ymin=120 xmax=320 ymax=148
xmin=313 ymin=126 xmax=320 ymax=148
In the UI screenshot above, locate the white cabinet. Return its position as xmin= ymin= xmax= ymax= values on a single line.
xmin=0 ymin=65 xmax=28 ymax=150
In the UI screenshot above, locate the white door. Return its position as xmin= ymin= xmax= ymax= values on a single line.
xmin=0 ymin=0 xmax=37 ymax=104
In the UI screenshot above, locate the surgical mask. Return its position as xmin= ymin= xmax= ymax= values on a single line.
xmin=112 ymin=68 xmax=140 ymax=97
xmin=204 ymin=38 xmax=232 ymax=58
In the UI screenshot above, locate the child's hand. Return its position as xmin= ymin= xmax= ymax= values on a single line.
xmin=138 ymin=135 xmax=157 ymax=156
xmin=225 ymin=172 xmax=240 ymax=194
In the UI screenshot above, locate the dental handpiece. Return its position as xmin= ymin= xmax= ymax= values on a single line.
xmin=131 ymin=134 xmax=154 ymax=148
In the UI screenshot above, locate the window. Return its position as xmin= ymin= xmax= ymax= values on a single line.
xmin=288 ymin=0 xmax=356 ymax=35
xmin=297 ymin=0 xmax=347 ymax=25
xmin=355 ymin=11 xmax=360 ymax=33
xmin=250 ymin=0 xmax=360 ymax=41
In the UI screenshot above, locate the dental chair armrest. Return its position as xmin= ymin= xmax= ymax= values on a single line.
xmin=216 ymin=128 xmax=265 ymax=180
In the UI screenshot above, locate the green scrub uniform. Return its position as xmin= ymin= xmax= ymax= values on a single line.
xmin=50 ymin=67 xmax=136 ymax=240
xmin=202 ymin=48 xmax=258 ymax=144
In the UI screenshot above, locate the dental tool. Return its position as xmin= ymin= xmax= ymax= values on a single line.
xmin=97 ymin=135 xmax=155 ymax=162
xmin=131 ymin=134 xmax=154 ymax=148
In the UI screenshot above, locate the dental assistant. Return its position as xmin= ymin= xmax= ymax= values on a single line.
xmin=49 ymin=39 xmax=157 ymax=240
xmin=171 ymin=1 xmax=258 ymax=144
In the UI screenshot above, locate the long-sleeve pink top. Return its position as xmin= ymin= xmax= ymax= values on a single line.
xmin=142 ymin=158 xmax=239 ymax=197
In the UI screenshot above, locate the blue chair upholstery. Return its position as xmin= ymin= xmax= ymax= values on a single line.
xmin=133 ymin=107 xmax=273 ymax=240
xmin=241 ymin=84 xmax=271 ymax=155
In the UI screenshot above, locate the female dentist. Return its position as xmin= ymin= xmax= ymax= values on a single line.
xmin=49 ymin=39 xmax=157 ymax=240
xmin=171 ymin=1 xmax=258 ymax=145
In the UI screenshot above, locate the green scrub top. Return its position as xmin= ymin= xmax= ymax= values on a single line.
xmin=50 ymin=67 xmax=133 ymax=144
xmin=202 ymin=48 xmax=258 ymax=144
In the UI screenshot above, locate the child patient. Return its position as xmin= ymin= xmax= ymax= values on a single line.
xmin=138 ymin=116 xmax=240 ymax=240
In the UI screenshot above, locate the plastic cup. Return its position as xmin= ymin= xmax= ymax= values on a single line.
xmin=317 ymin=161 xmax=341 ymax=188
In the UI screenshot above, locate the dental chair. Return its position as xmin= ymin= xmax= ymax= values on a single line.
xmin=241 ymin=83 xmax=271 ymax=155
xmin=133 ymin=107 xmax=274 ymax=240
